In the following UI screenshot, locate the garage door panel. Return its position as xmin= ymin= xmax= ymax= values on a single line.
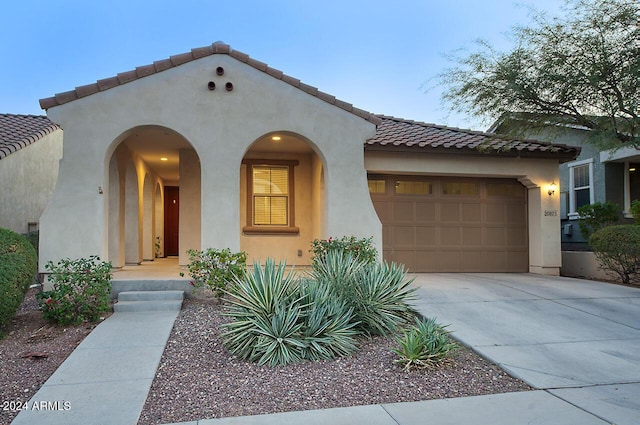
xmin=440 ymin=226 xmax=462 ymax=246
xmin=393 ymin=201 xmax=415 ymax=222
xmin=415 ymin=202 xmax=436 ymax=222
xmin=415 ymin=226 xmax=437 ymax=247
xmin=440 ymin=203 xmax=461 ymax=222
xmin=391 ymin=225 xmax=415 ymax=248
xmin=461 ymin=203 xmax=481 ymax=223
xmin=462 ymin=227 xmax=482 ymax=246
xmin=486 ymin=204 xmax=506 ymax=223
xmin=370 ymin=176 xmax=528 ymax=273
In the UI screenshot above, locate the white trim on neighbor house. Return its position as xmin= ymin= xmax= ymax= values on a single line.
xmin=600 ymin=146 xmax=640 ymax=218
xmin=567 ymin=158 xmax=594 ymax=220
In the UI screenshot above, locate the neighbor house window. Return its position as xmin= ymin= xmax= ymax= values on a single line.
xmin=568 ymin=159 xmax=594 ymax=219
xmin=243 ymin=160 xmax=299 ymax=234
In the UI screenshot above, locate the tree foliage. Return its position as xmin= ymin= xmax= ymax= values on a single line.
xmin=438 ymin=0 xmax=639 ymax=149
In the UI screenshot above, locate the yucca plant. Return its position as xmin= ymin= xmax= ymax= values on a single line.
xmin=393 ymin=317 xmax=458 ymax=371
xmin=221 ymin=259 xmax=359 ymax=366
xmin=221 ymin=259 xmax=300 ymax=364
xmin=297 ymin=279 xmax=359 ymax=361
xmin=349 ymin=261 xmax=417 ymax=335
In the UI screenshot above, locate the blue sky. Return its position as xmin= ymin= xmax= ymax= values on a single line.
xmin=1 ymin=0 xmax=562 ymax=131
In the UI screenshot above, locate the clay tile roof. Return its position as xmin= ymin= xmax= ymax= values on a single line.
xmin=38 ymin=41 xmax=382 ymax=126
xmin=0 ymin=114 xmax=60 ymax=160
xmin=366 ymin=115 xmax=580 ymax=162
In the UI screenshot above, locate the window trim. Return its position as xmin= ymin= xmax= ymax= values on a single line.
xmin=567 ymin=158 xmax=594 ymax=220
xmin=242 ymin=159 xmax=299 ymax=234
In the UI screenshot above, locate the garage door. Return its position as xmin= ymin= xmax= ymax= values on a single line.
xmin=368 ymin=175 xmax=528 ymax=272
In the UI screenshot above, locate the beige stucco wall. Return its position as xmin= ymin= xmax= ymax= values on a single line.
xmin=365 ymin=151 xmax=563 ymax=274
xmin=39 ymin=54 xmax=379 ymax=271
xmin=561 ymin=251 xmax=611 ymax=281
xmin=0 ymin=129 xmax=63 ymax=234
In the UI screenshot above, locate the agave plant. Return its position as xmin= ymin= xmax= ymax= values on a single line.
xmin=393 ymin=317 xmax=458 ymax=371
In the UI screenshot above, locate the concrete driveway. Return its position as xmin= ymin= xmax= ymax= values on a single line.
xmin=411 ymin=273 xmax=640 ymax=425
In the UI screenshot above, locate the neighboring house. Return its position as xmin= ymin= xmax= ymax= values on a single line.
xmin=37 ymin=42 xmax=578 ymax=276
xmin=491 ymin=118 xmax=639 ymax=279
xmin=0 ymin=114 xmax=62 ymax=235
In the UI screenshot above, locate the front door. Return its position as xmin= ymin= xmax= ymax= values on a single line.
xmin=164 ymin=186 xmax=179 ymax=256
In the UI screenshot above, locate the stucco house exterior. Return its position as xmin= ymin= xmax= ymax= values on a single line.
xmin=37 ymin=42 xmax=578 ymax=276
xmin=0 ymin=114 xmax=62 ymax=235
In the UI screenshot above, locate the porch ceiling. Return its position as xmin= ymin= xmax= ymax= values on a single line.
xmin=123 ymin=126 xmax=191 ymax=182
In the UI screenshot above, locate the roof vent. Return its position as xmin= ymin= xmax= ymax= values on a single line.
xmin=216 ymin=66 xmax=224 ymax=76
xmin=207 ymin=81 xmax=216 ymax=91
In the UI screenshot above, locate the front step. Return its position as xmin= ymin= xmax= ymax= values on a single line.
xmin=114 ymin=290 xmax=184 ymax=312
xmin=111 ymin=279 xmax=192 ymax=300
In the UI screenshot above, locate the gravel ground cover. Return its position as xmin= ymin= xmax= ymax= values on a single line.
xmin=0 ymin=290 xmax=103 ymax=425
xmin=137 ymin=297 xmax=531 ymax=425
xmin=0 ymin=291 xmax=531 ymax=425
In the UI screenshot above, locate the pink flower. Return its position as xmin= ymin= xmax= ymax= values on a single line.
xmin=189 ymin=281 xmax=195 ymax=286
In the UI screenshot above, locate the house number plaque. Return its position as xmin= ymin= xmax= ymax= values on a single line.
xmin=544 ymin=210 xmax=558 ymax=217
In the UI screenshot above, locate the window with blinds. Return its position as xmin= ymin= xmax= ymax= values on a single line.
xmin=573 ymin=163 xmax=591 ymax=210
xmin=252 ymin=165 xmax=289 ymax=226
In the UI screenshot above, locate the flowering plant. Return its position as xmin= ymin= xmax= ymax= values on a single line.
xmin=309 ymin=235 xmax=377 ymax=265
xmin=38 ymin=256 xmax=112 ymax=325
xmin=181 ymin=248 xmax=247 ymax=298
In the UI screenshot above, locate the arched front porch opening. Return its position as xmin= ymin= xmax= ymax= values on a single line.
xmin=106 ymin=125 xmax=201 ymax=268
xmin=240 ymin=131 xmax=327 ymax=266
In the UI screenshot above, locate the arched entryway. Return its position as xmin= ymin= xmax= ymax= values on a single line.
xmin=106 ymin=125 xmax=201 ymax=267
xmin=240 ymin=131 xmax=327 ymax=265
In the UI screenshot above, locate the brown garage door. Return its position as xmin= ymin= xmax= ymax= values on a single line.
xmin=368 ymin=176 xmax=528 ymax=272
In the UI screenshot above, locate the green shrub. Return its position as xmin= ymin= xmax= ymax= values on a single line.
xmin=181 ymin=248 xmax=247 ymax=298
xmin=393 ymin=317 xmax=458 ymax=371
xmin=310 ymin=235 xmax=377 ymax=265
xmin=631 ymin=200 xmax=640 ymax=225
xmin=310 ymin=250 xmax=416 ymax=336
xmin=589 ymin=225 xmax=640 ymax=284
xmin=221 ymin=259 xmax=358 ymax=366
xmin=0 ymin=228 xmax=37 ymax=335
xmin=38 ymin=256 xmax=112 ymax=325
xmin=577 ymin=202 xmax=619 ymax=238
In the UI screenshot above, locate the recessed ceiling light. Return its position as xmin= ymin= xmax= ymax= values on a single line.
xmin=271 ymin=136 xmax=282 ymax=141
xmin=160 ymin=157 xmax=168 ymax=161
xmin=630 ymin=167 xmax=636 ymax=172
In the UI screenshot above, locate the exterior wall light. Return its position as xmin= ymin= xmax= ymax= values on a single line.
xmin=548 ymin=181 xmax=557 ymax=196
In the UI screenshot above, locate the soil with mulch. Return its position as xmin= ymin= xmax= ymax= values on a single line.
xmin=0 ymin=289 xmax=108 ymax=425
xmin=137 ymin=297 xmax=531 ymax=425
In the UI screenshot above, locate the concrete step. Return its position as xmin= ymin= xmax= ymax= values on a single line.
xmin=111 ymin=279 xmax=192 ymax=299
xmin=114 ymin=290 xmax=185 ymax=312
xmin=118 ymin=290 xmax=184 ymax=302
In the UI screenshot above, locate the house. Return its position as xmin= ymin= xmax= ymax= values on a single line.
xmin=37 ymin=42 xmax=578 ymax=276
xmin=490 ymin=118 xmax=639 ymax=279
xmin=0 ymin=114 xmax=62 ymax=235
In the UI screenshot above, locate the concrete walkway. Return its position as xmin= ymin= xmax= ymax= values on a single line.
xmin=11 ymin=310 xmax=180 ymax=425
xmin=11 ymin=273 xmax=640 ymax=424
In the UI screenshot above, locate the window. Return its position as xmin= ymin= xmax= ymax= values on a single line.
xmin=368 ymin=179 xmax=386 ymax=194
xmin=442 ymin=182 xmax=479 ymax=196
xmin=568 ymin=159 xmax=594 ymax=218
xmin=395 ymin=180 xmax=432 ymax=195
xmin=243 ymin=160 xmax=299 ymax=234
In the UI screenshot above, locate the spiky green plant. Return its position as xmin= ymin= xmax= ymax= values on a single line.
xmin=297 ymin=279 xmax=359 ymax=361
xmin=393 ymin=317 xmax=458 ymax=371
xmin=309 ymin=251 xmax=417 ymax=336
xmin=221 ymin=259 xmax=359 ymax=366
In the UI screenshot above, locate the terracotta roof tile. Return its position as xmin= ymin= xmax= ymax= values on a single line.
xmin=0 ymin=114 xmax=60 ymax=160
xmin=366 ymin=115 xmax=579 ymax=161
xmin=38 ymin=42 xmax=382 ymax=125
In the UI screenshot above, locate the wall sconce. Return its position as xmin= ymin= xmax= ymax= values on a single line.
xmin=548 ymin=181 xmax=557 ymax=196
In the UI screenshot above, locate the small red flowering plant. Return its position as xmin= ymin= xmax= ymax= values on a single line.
xmin=309 ymin=235 xmax=377 ymax=265
xmin=181 ymin=248 xmax=247 ymax=298
xmin=38 ymin=256 xmax=112 ymax=325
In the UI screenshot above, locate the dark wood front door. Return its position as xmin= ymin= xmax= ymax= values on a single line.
xmin=164 ymin=186 xmax=179 ymax=256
